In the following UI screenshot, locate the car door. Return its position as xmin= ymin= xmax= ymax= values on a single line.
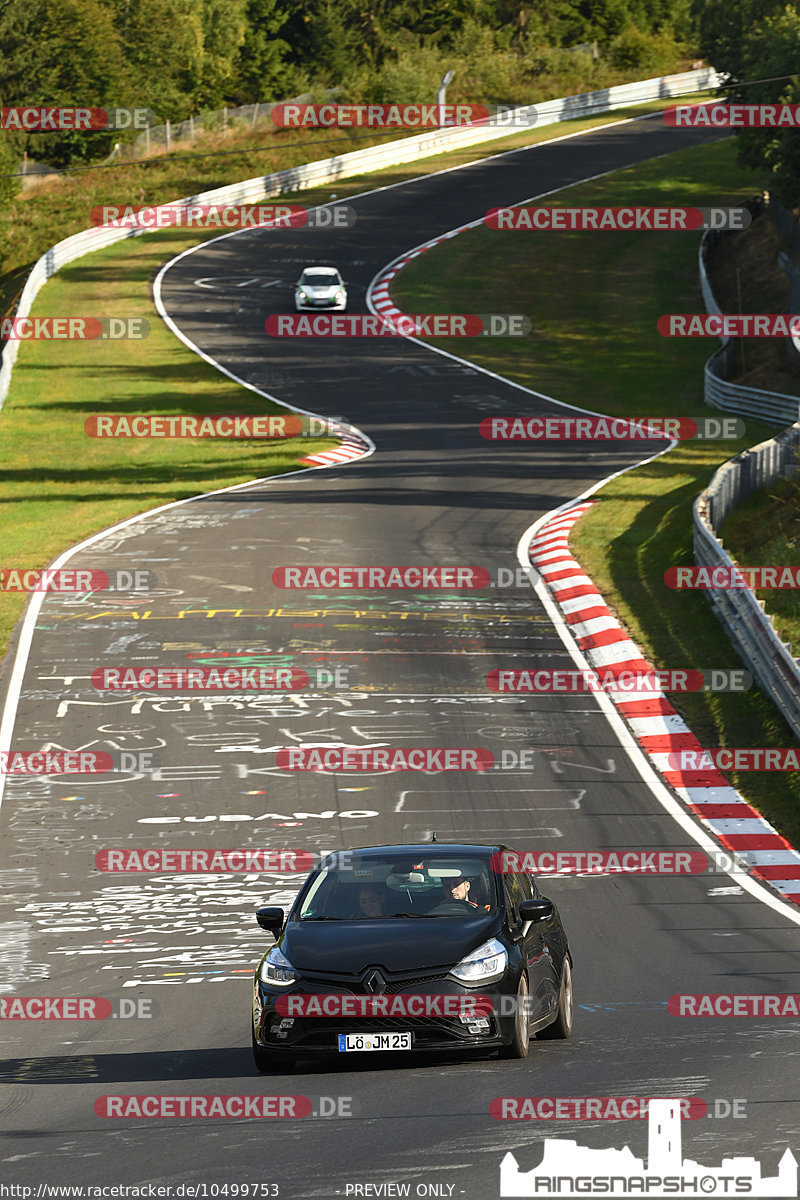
xmin=506 ymin=870 xmax=558 ymax=1021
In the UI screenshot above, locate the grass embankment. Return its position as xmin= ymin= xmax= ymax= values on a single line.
xmin=0 ymin=226 xmax=339 ymax=652
xmin=391 ymin=136 xmax=800 ymax=847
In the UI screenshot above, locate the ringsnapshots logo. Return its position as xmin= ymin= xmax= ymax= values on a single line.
xmin=0 ymin=106 xmax=150 ymax=131
xmin=485 ymin=206 xmax=750 ymax=232
xmin=90 ymin=203 xmax=356 ymax=230
xmin=480 ymin=415 xmax=744 ymax=441
xmin=486 ymin=668 xmax=751 ymax=693
xmin=1 ymin=317 xmax=148 ymax=340
xmin=499 ymin=1098 xmax=797 ymax=1198
xmin=265 ymin=314 xmax=530 ymax=337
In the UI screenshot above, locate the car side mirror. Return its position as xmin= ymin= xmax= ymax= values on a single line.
xmin=518 ymin=899 xmax=554 ymax=923
xmin=256 ymin=905 xmax=285 ymax=934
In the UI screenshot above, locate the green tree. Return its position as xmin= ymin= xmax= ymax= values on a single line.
xmin=0 ymin=0 xmax=128 ymax=164
xmin=231 ymin=0 xmax=292 ymax=102
xmin=734 ymin=5 xmax=800 ymax=206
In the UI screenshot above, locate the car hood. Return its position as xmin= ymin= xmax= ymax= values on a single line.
xmin=298 ymin=284 xmax=339 ymax=296
xmin=282 ymin=913 xmax=500 ymax=975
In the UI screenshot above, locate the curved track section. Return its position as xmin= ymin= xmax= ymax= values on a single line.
xmin=1 ymin=116 xmax=798 ymax=1197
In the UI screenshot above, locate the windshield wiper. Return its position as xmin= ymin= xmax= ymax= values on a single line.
xmin=301 ymin=915 xmax=344 ymax=920
xmin=389 ymin=911 xmax=436 ymax=918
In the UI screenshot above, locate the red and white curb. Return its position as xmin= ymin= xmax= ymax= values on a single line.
xmin=299 ymin=423 xmax=371 ymax=468
xmin=529 ymin=502 xmax=800 ymax=906
xmin=370 ymin=221 xmax=481 ymax=322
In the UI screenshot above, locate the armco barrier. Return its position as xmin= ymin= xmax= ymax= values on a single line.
xmin=699 ymin=213 xmax=800 ymax=426
xmin=694 ymin=423 xmax=800 ymax=739
xmin=0 ymin=66 xmax=720 ymax=409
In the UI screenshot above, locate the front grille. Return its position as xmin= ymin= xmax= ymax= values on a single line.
xmin=300 ymin=967 xmax=451 ymax=994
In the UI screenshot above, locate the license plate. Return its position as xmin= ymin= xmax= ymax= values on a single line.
xmin=337 ymin=1032 xmax=412 ymax=1052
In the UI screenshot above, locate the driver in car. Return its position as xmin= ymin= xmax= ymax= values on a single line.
xmin=441 ymin=875 xmax=491 ymax=910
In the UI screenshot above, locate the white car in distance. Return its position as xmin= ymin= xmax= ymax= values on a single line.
xmin=294 ymin=266 xmax=348 ymax=312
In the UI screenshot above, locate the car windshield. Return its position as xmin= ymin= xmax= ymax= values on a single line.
xmin=300 ymin=271 xmax=339 ymax=287
xmin=296 ymin=854 xmax=497 ymax=919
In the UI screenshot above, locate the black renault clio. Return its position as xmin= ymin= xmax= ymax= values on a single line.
xmin=251 ymin=842 xmax=573 ymax=1069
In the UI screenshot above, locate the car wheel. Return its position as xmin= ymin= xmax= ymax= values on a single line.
xmin=252 ymin=1027 xmax=295 ymax=1073
xmin=539 ymin=957 xmax=573 ymax=1040
xmin=500 ymin=972 xmax=530 ymax=1059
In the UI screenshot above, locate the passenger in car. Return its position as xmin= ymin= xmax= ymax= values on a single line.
xmin=357 ymin=885 xmax=388 ymax=917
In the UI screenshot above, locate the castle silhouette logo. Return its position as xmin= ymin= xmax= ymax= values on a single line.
xmin=500 ymin=1099 xmax=797 ymax=1197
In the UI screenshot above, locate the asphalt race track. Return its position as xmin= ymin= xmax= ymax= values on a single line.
xmin=1 ymin=114 xmax=798 ymax=1197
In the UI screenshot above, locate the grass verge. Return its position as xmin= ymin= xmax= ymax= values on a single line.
xmin=0 ymin=226 xmax=339 ymax=653
xmin=391 ymin=136 xmax=800 ymax=847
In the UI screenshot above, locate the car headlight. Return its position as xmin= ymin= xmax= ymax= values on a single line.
xmin=258 ymin=945 xmax=297 ymax=988
xmin=450 ymin=938 xmax=507 ymax=985
xmin=297 ymin=290 xmax=307 ymax=301
xmin=334 ymin=288 xmax=345 ymax=301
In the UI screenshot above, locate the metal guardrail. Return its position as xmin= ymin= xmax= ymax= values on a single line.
xmin=694 ymin=424 xmax=800 ymax=739
xmin=696 ymin=200 xmax=800 ymax=737
xmin=699 ymin=221 xmax=800 ymax=426
xmin=0 ymin=66 xmax=721 ymax=408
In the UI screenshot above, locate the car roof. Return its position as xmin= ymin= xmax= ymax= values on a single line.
xmin=301 ymin=265 xmax=339 ymax=273
xmin=327 ymin=842 xmax=509 ymax=858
